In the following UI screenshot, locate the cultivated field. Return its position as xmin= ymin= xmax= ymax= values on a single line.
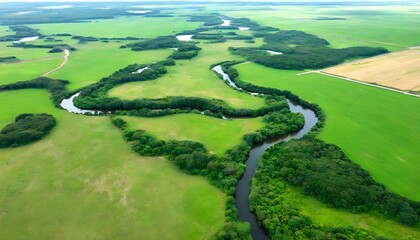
xmin=325 ymin=49 xmax=420 ymax=92
xmin=236 ymin=62 xmax=420 ymax=200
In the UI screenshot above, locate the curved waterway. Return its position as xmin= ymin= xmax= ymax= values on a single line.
xmin=60 ymin=92 xmax=99 ymax=114
xmin=60 ymin=64 xmax=318 ymax=239
xmin=212 ymin=65 xmax=318 ymax=239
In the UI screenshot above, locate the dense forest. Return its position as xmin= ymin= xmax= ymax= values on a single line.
xmin=229 ymin=30 xmax=388 ymax=70
xmin=251 ymin=137 xmax=419 ymax=236
xmin=0 ymin=56 xmax=18 ymax=63
xmin=0 ymin=25 xmax=41 ymax=42
xmin=0 ymin=113 xmax=57 ymax=148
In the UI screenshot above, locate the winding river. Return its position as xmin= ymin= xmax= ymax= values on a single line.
xmin=60 ymin=64 xmax=318 ymax=240
xmin=212 ymin=65 xmax=318 ymax=240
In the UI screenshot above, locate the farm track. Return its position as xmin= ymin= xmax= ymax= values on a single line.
xmin=42 ymin=49 xmax=70 ymax=77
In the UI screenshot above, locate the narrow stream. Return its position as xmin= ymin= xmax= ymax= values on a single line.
xmin=212 ymin=65 xmax=318 ymax=240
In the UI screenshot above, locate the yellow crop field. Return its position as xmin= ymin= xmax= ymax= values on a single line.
xmin=325 ymin=49 xmax=420 ymax=91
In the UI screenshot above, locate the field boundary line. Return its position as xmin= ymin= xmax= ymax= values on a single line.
xmin=41 ymin=49 xmax=70 ymax=77
xmin=316 ymin=71 xmax=420 ymax=98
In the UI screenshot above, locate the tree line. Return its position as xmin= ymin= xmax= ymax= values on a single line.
xmin=229 ymin=30 xmax=388 ymax=70
xmin=291 ymin=138 xmax=420 ymax=225
xmin=0 ymin=77 xmax=68 ymax=107
xmin=0 ymin=113 xmax=57 ymax=148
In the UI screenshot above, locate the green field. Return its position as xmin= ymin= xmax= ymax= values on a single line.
xmin=279 ymin=186 xmax=420 ymax=239
xmin=1 ymin=2 xmax=419 ymax=238
xmin=0 ymin=42 xmax=62 ymax=60
xmin=224 ymin=5 xmax=420 ymax=50
xmin=236 ymin=62 xmax=420 ymax=200
xmin=0 ymin=26 xmax=9 ymax=37
xmin=30 ymin=16 xmax=202 ymax=39
xmin=109 ymin=41 xmax=265 ymax=109
xmin=0 ymin=58 xmax=63 ymax=85
xmin=122 ymin=114 xmax=263 ymax=155
xmin=0 ymin=42 xmax=64 ymax=85
xmin=48 ymin=41 xmax=173 ymax=90
xmin=0 ymin=89 xmax=224 ymax=240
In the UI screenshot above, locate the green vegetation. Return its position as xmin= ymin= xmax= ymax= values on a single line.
xmin=224 ymin=5 xmax=420 ymax=50
xmin=0 ymin=25 xmax=41 ymax=42
xmin=121 ymin=114 xmax=263 ymax=155
xmin=48 ymin=41 xmax=172 ymax=90
xmin=295 ymin=190 xmax=420 ymax=240
xmin=1 ymin=3 xmax=419 ymax=239
xmin=0 ymin=77 xmax=69 ymax=107
xmin=110 ymin=41 xmax=265 ymax=110
xmin=31 ymin=17 xmax=202 ymax=39
xmin=0 ymin=89 xmax=224 ymax=240
xmin=0 ymin=56 xmax=18 ymax=63
xmin=256 ymin=138 xmax=419 ymax=226
xmin=230 ymin=30 xmax=388 ymax=70
xmin=251 ymin=138 xmax=420 ymax=238
xmin=0 ymin=113 xmax=57 ymax=148
xmin=0 ymin=59 xmax=63 ymax=85
xmin=236 ymin=62 xmax=420 ymax=200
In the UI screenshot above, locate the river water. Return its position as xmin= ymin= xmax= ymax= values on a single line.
xmin=212 ymin=65 xmax=318 ymax=240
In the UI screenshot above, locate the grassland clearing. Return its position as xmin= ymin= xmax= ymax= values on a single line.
xmin=0 ymin=26 xmax=9 ymax=37
xmin=30 ymin=16 xmax=202 ymax=39
xmin=223 ymin=5 xmax=420 ymax=50
xmin=0 ymin=42 xmax=61 ymax=60
xmin=48 ymin=41 xmax=173 ymax=90
xmin=279 ymin=186 xmax=420 ymax=239
xmin=0 ymin=58 xmax=63 ymax=85
xmin=325 ymin=49 xmax=420 ymax=92
xmin=122 ymin=114 xmax=263 ymax=155
xmin=109 ymin=41 xmax=265 ymax=110
xmin=236 ymin=62 xmax=420 ymax=200
xmin=0 ymin=89 xmax=224 ymax=239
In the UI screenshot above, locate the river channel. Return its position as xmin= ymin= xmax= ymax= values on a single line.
xmin=213 ymin=65 xmax=318 ymax=240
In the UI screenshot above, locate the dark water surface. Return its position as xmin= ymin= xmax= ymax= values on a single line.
xmin=212 ymin=65 xmax=318 ymax=239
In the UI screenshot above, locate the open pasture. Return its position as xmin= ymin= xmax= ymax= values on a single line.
xmin=30 ymin=16 xmax=202 ymax=39
xmin=122 ymin=114 xmax=263 ymax=155
xmin=236 ymin=62 xmax=420 ymax=200
xmin=48 ymin=41 xmax=173 ymax=90
xmin=0 ymin=89 xmax=224 ymax=240
xmin=0 ymin=58 xmax=63 ymax=85
xmin=325 ymin=49 xmax=420 ymax=92
xmin=109 ymin=41 xmax=265 ymax=110
xmin=223 ymin=5 xmax=420 ymax=50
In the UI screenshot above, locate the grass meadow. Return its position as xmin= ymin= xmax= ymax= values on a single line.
xmin=275 ymin=186 xmax=420 ymax=239
xmin=223 ymin=5 xmax=420 ymax=50
xmin=236 ymin=62 xmax=420 ymax=200
xmin=109 ymin=41 xmax=265 ymax=110
xmin=0 ymin=89 xmax=225 ymax=240
xmin=48 ymin=41 xmax=173 ymax=90
xmin=30 ymin=16 xmax=202 ymax=39
xmin=0 ymin=58 xmax=63 ymax=85
xmin=122 ymin=114 xmax=264 ymax=155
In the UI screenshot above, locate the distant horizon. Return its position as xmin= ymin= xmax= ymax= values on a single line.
xmin=0 ymin=0 xmax=417 ymax=2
